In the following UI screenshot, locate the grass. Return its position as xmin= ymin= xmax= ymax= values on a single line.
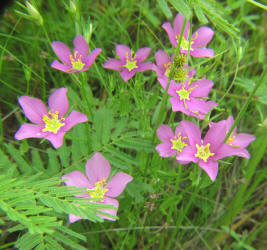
xmin=0 ymin=0 xmax=266 ymax=249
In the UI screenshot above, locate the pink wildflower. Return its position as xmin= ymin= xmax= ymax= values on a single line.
xmin=162 ymin=13 xmax=214 ymax=57
xmin=152 ymin=50 xmax=196 ymax=88
xmin=168 ymin=79 xmax=217 ymax=119
xmin=155 ymin=123 xmax=190 ymax=164
xmin=15 ymin=88 xmax=88 ymax=148
xmin=103 ymin=44 xmax=153 ymax=82
xmin=62 ymin=153 xmax=133 ymax=223
xmin=176 ymin=120 xmax=255 ymax=181
xmin=51 ymin=34 xmax=102 ymax=73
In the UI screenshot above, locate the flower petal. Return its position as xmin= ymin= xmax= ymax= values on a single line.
xmin=173 ymin=13 xmax=190 ymax=39
xmin=156 ymin=142 xmax=175 ymax=157
xmin=155 ymin=50 xmax=170 ymax=68
xmin=120 ymin=69 xmax=136 ymax=82
xmin=63 ymin=110 xmax=88 ymax=132
xmin=192 ymin=27 xmax=214 ymax=47
xmin=158 ymin=77 xmax=168 ymax=89
xmin=45 ymin=131 xmax=66 ymax=148
xmin=190 ymin=48 xmax=214 ymax=58
xmin=190 ymin=80 xmax=214 ymax=97
xmin=135 ymin=47 xmax=151 ymax=62
xmin=233 ymin=133 xmax=256 ymax=148
xmin=51 ymin=60 xmax=72 ymax=72
xmin=136 ymin=62 xmax=153 ymax=72
xmin=214 ymin=143 xmax=250 ymax=160
xmin=176 ymin=146 xmax=197 ymax=163
xmin=225 ymin=116 xmax=234 ymax=131
xmin=105 ymin=172 xmax=133 ymax=197
xmin=51 ymin=41 xmax=71 ymax=64
xmin=103 ymin=58 xmax=122 ymax=71
xmin=48 ymin=88 xmax=69 ymax=118
xmin=180 ymin=120 xmax=201 ymax=146
xmin=18 ymin=96 xmax=48 ymax=125
xmin=116 ymin=44 xmax=131 ymax=61
xmin=14 ymin=124 xmax=45 ymax=140
xmin=199 ymin=160 xmax=218 ymax=181
xmin=73 ymin=34 xmax=89 ymax=58
xmin=157 ymin=124 xmax=174 ymax=141
xmin=62 ymin=170 xmax=91 ymax=188
xmin=85 ymin=48 xmax=102 ymax=68
xmin=162 ymin=22 xmax=177 ymax=47
xmin=69 ymin=214 xmax=81 ymax=223
xmin=169 ymin=97 xmax=186 ymax=112
xmin=85 ymin=153 xmax=111 ymax=186
xmin=98 ymin=197 xmax=118 ymax=221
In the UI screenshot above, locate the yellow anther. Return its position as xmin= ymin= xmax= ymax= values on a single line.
xmin=175 ymin=35 xmax=194 ymax=51
xmin=226 ymin=132 xmax=236 ymax=146
xmin=69 ymin=52 xmax=85 ymax=71
xmin=170 ymin=132 xmax=188 ymax=153
xmin=194 ymin=143 xmax=214 ymax=162
xmin=42 ymin=110 xmax=65 ymax=134
xmin=90 ymin=178 xmax=109 ymax=199
xmin=122 ymin=51 xmax=138 ymax=71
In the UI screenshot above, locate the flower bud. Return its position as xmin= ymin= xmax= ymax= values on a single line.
xmin=26 ymin=1 xmax=43 ymax=26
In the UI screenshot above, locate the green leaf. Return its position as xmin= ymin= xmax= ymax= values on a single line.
xmin=115 ymin=137 xmax=154 ymax=152
xmin=193 ymin=4 xmax=208 ymax=24
xmin=47 ymin=148 xmax=60 ymax=175
xmin=168 ymin=0 xmax=192 ymax=19
xmin=157 ymin=0 xmax=172 ymax=19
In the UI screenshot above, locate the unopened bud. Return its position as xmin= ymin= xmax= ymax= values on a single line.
xmin=26 ymin=1 xmax=43 ymax=26
xmin=69 ymin=0 xmax=77 ymax=14
xmin=174 ymin=67 xmax=187 ymax=80
xmin=173 ymin=54 xmax=187 ymax=68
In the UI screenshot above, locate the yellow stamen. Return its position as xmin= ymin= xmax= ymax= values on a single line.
xmin=42 ymin=111 xmax=65 ymax=134
xmin=194 ymin=143 xmax=214 ymax=162
xmin=69 ymin=50 xmax=85 ymax=70
xmin=170 ymin=132 xmax=188 ymax=153
xmin=90 ymin=178 xmax=108 ymax=199
xmin=175 ymin=35 xmax=194 ymax=51
xmin=226 ymin=132 xmax=236 ymax=146
xmin=122 ymin=51 xmax=138 ymax=71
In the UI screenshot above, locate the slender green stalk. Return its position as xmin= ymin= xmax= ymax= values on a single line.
xmin=247 ymin=0 xmax=267 ymax=10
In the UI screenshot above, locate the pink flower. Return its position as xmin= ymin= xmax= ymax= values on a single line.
xmin=14 ymin=88 xmax=88 ymax=148
xmin=51 ymin=34 xmax=102 ymax=73
xmin=155 ymin=123 xmax=190 ymax=164
xmin=168 ymin=79 xmax=217 ymax=119
xmin=176 ymin=120 xmax=255 ymax=181
xmin=162 ymin=13 xmax=214 ymax=57
xmin=62 ymin=153 xmax=133 ymax=223
xmin=103 ymin=44 xmax=153 ymax=82
xmin=152 ymin=50 xmax=196 ymax=88
xmin=209 ymin=116 xmax=256 ymax=159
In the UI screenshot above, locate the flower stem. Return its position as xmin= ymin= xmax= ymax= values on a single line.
xmin=224 ymin=70 xmax=267 ymax=142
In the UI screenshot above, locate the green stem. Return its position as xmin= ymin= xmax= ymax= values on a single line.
xmin=224 ymin=71 xmax=266 ymax=142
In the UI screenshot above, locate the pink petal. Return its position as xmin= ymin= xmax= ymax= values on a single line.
xmin=69 ymin=214 xmax=81 ymax=223
xmin=192 ymin=27 xmax=214 ymax=47
xmin=168 ymin=81 xmax=181 ymax=96
xmin=135 ymin=47 xmax=151 ymax=62
xmin=155 ymin=142 xmax=175 ymax=157
xmin=204 ymin=120 xmax=227 ymax=152
xmin=225 ymin=116 xmax=234 ymax=131
xmin=116 ymin=44 xmax=131 ymax=61
xmin=173 ymin=13 xmax=190 ymax=39
xmin=214 ymin=143 xmax=250 ymax=160
xmin=85 ymin=153 xmax=111 ymax=186
xmin=155 ymin=50 xmax=170 ymax=68
xmin=63 ymin=110 xmax=88 ymax=132
xmin=190 ymin=80 xmax=214 ymax=97
xmin=73 ymin=34 xmax=89 ymax=58
xmin=190 ymin=48 xmax=214 ymax=58
xmin=158 ymin=77 xmax=168 ymax=89
xmin=62 ymin=170 xmax=91 ymax=188
xmin=14 ymin=124 xmax=45 ymax=140
xmin=156 ymin=124 xmax=174 ymax=142
xmin=233 ymin=133 xmax=256 ymax=148
xmin=105 ymin=172 xmax=133 ymax=197
xmin=51 ymin=41 xmax=71 ymax=64
xmin=48 ymin=88 xmax=69 ymax=118
xmin=176 ymin=146 xmax=197 ymax=163
xmin=85 ymin=48 xmax=102 ymax=68
xmin=136 ymin=62 xmax=153 ymax=72
xmin=180 ymin=121 xmax=201 ymax=146
xmin=187 ymin=68 xmax=196 ymax=78
xmin=45 ymin=131 xmax=66 ymax=148
xmin=103 ymin=58 xmax=122 ymax=71
xmin=199 ymin=160 xmax=218 ymax=181
xmin=98 ymin=197 xmax=118 ymax=221
xmin=51 ymin=60 xmax=72 ymax=72
xmin=120 ymin=69 xmax=136 ymax=82
xmin=169 ymin=97 xmax=186 ymax=112
xmin=18 ymin=96 xmax=48 ymax=125
xmin=162 ymin=22 xmax=177 ymax=47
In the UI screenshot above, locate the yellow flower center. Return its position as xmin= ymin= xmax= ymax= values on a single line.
xmin=42 ymin=111 xmax=65 ymax=134
xmin=175 ymin=35 xmax=194 ymax=51
xmin=170 ymin=133 xmax=188 ymax=153
xmin=194 ymin=143 xmax=214 ymax=162
xmin=69 ymin=50 xmax=85 ymax=70
xmin=122 ymin=51 xmax=138 ymax=71
xmin=90 ymin=178 xmax=109 ymax=199
xmin=176 ymin=86 xmax=190 ymax=101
